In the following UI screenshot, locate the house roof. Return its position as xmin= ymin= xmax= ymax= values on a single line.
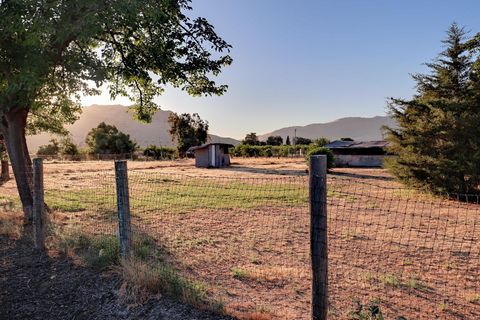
xmin=187 ymin=143 xmax=234 ymax=152
xmin=325 ymin=140 xmax=389 ymax=149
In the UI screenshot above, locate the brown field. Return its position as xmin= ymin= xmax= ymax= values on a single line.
xmin=1 ymin=157 xmax=479 ymax=319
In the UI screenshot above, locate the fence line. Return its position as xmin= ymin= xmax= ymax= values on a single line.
xmin=1 ymin=158 xmax=480 ymax=319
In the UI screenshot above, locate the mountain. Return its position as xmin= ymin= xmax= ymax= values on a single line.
xmin=26 ymin=105 xmax=240 ymax=152
xmin=258 ymin=116 xmax=396 ymax=142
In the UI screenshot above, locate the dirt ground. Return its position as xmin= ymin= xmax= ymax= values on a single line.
xmin=1 ymin=157 xmax=480 ymax=319
xmin=0 ymin=234 xmax=233 ymax=320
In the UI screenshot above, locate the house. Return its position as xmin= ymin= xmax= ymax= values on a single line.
xmin=325 ymin=140 xmax=390 ymax=167
xmin=188 ymin=143 xmax=234 ymax=168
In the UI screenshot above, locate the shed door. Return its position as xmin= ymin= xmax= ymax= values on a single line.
xmin=210 ymin=145 xmax=216 ymax=167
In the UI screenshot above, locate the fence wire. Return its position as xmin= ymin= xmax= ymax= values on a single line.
xmin=1 ymin=163 xmax=480 ymax=320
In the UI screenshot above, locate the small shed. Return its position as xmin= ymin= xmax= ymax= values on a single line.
xmin=325 ymin=140 xmax=390 ymax=167
xmin=188 ymin=143 xmax=234 ymax=168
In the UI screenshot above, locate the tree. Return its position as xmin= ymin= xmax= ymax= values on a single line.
xmin=293 ymin=137 xmax=312 ymax=145
xmin=242 ymin=133 xmax=260 ymax=145
xmin=266 ymin=135 xmax=283 ymax=146
xmin=60 ymin=137 xmax=79 ymax=156
xmin=168 ymin=113 xmax=209 ymax=156
xmin=37 ymin=139 xmax=61 ymax=156
xmin=0 ymin=1 xmax=231 ymax=223
xmin=285 ymin=135 xmax=291 ymax=146
xmin=340 ymin=137 xmax=354 ymax=141
xmin=0 ymin=135 xmax=6 ymax=160
xmin=86 ymin=123 xmax=137 ymax=154
xmin=385 ymin=23 xmax=480 ymax=195
xmin=312 ymin=137 xmax=330 ymax=148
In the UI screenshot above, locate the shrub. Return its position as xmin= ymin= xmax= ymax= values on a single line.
xmin=143 ymin=145 xmax=178 ymax=160
xmin=306 ymin=147 xmax=334 ymax=169
xmin=37 ymin=139 xmax=60 ymax=156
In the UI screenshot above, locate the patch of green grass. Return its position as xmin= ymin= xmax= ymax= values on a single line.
xmin=45 ymin=188 xmax=115 ymax=213
xmin=0 ymin=194 xmax=21 ymax=211
xmin=59 ymin=231 xmax=119 ymax=269
xmin=43 ymin=177 xmax=308 ymax=216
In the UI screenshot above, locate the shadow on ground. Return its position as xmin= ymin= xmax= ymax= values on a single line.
xmin=222 ymin=165 xmax=308 ymax=177
xmin=0 ymin=236 xmax=232 ymax=320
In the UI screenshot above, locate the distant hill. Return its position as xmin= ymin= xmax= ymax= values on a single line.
xmin=26 ymin=105 xmax=240 ymax=152
xmin=258 ymin=116 xmax=396 ymax=142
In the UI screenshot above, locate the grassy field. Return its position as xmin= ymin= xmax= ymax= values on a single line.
xmin=1 ymin=157 xmax=479 ymax=319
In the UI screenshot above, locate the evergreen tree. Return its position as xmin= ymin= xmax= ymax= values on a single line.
xmin=285 ymin=135 xmax=291 ymax=145
xmin=385 ymin=23 xmax=480 ymax=195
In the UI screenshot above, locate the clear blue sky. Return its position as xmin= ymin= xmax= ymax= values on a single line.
xmin=81 ymin=0 xmax=480 ymax=139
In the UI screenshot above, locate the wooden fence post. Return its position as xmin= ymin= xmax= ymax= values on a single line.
xmin=1 ymin=160 xmax=9 ymax=180
xmin=115 ymin=160 xmax=132 ymax=259
xmin=33 ymin=158 xmax=45 ymax=251
xmin=310 ymin=155 xmax=328 ymax=320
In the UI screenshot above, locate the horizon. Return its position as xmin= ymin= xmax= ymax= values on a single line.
xmin=80 ymin=1 xmax=480 ymax=140
xmin=80 ymin=104 xmax=389 ymax=140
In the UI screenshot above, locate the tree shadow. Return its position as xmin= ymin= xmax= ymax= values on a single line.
xmin=329 ymin=170 xmax=394 ymax=182
xmin=221 ymin=165 xmax=308 ymax=177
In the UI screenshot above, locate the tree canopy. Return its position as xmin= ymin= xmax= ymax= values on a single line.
xmin=242 ymin=132 xmax=260 ymax=146
xmin=385 ymin=23 xmax=480 ymax=195
xmin=0 ymin=0 xmax=231 ymax=222
xmin=293 ymin=137 xmax=312 ymax=145
xmin=86 ymin=122 xmax=136 ymax=154
xmin=168 ymin=112 xmax=209 ymax=156
xmin=266 ymin=135 xmax=283 ymax=146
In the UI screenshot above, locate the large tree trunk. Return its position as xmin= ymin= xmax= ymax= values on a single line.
xmin=0 ymin=108 xmax=34 ymax=226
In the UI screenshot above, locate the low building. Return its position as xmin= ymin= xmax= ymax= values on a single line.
xmin=325 ymin=140 xmax=390 ymax=167
xmin=188 ymin=143 xmax=234 ymax=168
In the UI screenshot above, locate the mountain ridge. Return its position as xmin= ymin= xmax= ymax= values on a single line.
xmin=258 ymin=116 xmax=395 ymax=142
xmin=26 ymin=105 xmax=394 ymax=152
xmin=26 ymin=105 xmax=239 ymax=152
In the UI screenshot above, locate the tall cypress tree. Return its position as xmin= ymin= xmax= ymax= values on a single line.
xmin=385 ymin=23 xmax=480 ymax=195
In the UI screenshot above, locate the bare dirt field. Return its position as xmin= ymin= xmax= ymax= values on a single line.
xmin=1 ymin=157 xmax=479 ymax=319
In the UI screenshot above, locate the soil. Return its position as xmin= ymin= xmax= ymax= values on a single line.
xmin=0 ymin=236 xmax=233 ymax=320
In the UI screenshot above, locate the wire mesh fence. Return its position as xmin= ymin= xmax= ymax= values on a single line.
xmin=0 ymin=160 xmax=479 ymax=319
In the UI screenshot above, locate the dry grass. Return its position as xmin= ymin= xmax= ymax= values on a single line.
xmin=1 ymin=158 xmax=480 ymax=319
xmin=0 ymin=212 xmax=22 ymax=238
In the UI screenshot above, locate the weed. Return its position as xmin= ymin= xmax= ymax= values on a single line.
xmin=231 ymin=267 xmax=248 ymax=280
xmin=466 ymin=292 xmax=480 ymax=303
xmin=438 ymin=302 xmax=447 ymax=312
xmin=379 ymin=274 xmax=399 ymax=288
xmin=349 ymin=299 xmax=384 ymax=320
xmin=251 ymin=256 xmax=261 ymax=265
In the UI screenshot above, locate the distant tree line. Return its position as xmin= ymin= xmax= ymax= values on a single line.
xmin=233 ymin=133 xmax=333 ymax=165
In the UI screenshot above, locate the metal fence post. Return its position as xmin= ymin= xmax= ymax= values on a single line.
xmin=115 ymin=160 xmax=132 ymax=258
xmin=1 ymin=160 xmax=9 ymax=181
xmin=33 ymin=158 xmax=45 ymax=251
xmin=310 ymin=155 xmax=328 ymax=320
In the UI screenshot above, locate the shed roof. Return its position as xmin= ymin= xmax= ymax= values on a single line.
xmin=325 ymin=140 xmax=389 ymax=149
xmin=188 ymin=143 xmax=234 ymax=152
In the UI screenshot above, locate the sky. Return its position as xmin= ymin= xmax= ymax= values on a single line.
xmin=81 ymin=0 xmax=480 ymax=139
